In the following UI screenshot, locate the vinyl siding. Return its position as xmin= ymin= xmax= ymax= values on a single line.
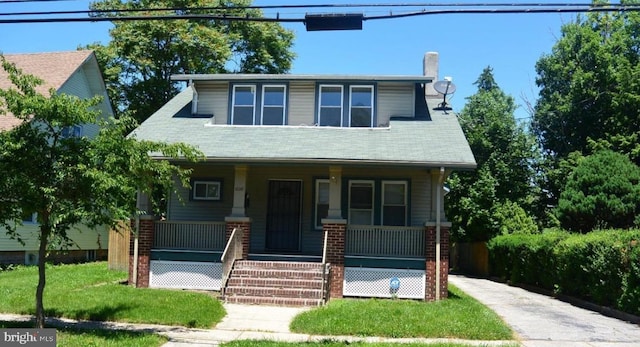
xmin=377 ymin=82 xmax=415 ymax=125
xmin=288 ymin=81 xmax=315 ymax=125
xmin=167 ymin=164 xmax=235 ymax=221
xmin=0 ymin=224 xmax=108 ymax=251
xmin=166 ymin=164 xmax=437 ymax=255
xmin=57 ymin=65 xmax=110 ymax=138
xmin=195 ymin=82 xmax=229 ymax=124
xmin=192 ymin=81 xmax=417 ymax=127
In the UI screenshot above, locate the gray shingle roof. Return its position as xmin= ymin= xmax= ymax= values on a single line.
xmin=132 ymin=87 xmax=476 ymax=169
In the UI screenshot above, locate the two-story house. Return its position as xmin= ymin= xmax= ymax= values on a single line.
xmin=0 ymin=50 xmax=114 ymax=265
xmin=129 ymin=52 xmax=476 ymax=305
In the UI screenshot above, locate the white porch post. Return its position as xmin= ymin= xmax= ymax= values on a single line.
xmin=231 ymin=165 xmax=248 ymax=217
xmin=328 ymin=166 xmax=343 ymax=219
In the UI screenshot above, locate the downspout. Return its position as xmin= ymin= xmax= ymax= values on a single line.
xmin=435 ymin=167 xmax=445 ymax=300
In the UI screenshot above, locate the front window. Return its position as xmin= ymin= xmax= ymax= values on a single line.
xmin=192 ymin=180 xmax=221 ymax=201
xmin=382 ymin=181 xmax=407 ymax=226
xmin=349 ymin=181 xmax=374 ymax=225
xmin=261 ymin=85 xmax=286 ymax=125
xmin=232 ymin=85 xmax=256 ymax=125
xmin=315 ymin=179 xmax=330 ymax=229
xmin=318 ymin=85 xmax=343 ymax=127
xmin=350 ymin=86 xmax=374 ymax=127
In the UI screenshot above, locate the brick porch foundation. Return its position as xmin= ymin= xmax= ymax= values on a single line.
xmin=128 ymin=216 xmax=154 ymax=288
xmin=323 ymin=219 xmax=347 ymax=299
xmin=225 ymin=217 xmax=251 ymax=259
xmin=426 ymin=225 xmax=450 ymax=301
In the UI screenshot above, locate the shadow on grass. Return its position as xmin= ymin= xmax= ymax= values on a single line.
xmin=44 ymin=303 xmax=140 ymax=322
xmin=447 ymin=290 xmax=461 ymax=300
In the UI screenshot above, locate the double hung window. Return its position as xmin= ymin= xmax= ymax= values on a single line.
xmin=349 ymin=86 xmax=374 ymax=127
xmin=261 ymin=85 xmax=286 ymax=125
xmin=318 ymin=85 xmax=343 ymax=127
xmin=382 ymin=181 xmax=407 ymax=226
xmin=348 ymin=181 xmax=374 ymax=225
xmin=314 ymin=179 xmax=330 ymax=229
xmin=318 ymin=84 xmax=375 ymax=127
xmin=232 ymin=85 xmax=256 ymax=125
xmin=231 ymin=84 xmax=287 ymax=125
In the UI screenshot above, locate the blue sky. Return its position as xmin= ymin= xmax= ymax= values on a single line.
xmin=0 ymin=1 xmax=585 ymax=120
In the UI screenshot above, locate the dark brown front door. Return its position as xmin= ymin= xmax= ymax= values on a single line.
xmin=266 ymin=180 xmax=301 ymax=252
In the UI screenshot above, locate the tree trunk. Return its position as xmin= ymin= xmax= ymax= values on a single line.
xmin=35 ymin=225 xmax=49 ymax=329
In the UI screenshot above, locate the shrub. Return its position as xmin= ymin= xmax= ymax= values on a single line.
xmin=556 ymin=150 xmax=640 ymax=233
xmin=493 ymin=200 xmax=539 ymax=235
xmin=489 ymin=229 xmax=640 ymax=315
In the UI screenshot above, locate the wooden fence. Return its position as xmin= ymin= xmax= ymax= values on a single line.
xmin=108 ymin=221 xmax=130 ymax=271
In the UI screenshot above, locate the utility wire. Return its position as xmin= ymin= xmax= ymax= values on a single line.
xmin=0 ymin=3 xmax=636 ymax=25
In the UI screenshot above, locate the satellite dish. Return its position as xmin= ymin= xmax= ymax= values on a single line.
xmin=433 ymin=78 xmax=456 ymax=111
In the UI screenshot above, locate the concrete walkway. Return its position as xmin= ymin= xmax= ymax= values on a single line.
xmin=449 ymin=275 xmax=640 ymax=347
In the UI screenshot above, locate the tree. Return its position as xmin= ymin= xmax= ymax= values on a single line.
xmin=532 ymin=1 xmax=640 ymax=207
xmin=86 ymin=0 xmax=295 ymax=122
xmin=446 ymin=67 xmax=538 ymax=241
xmin=0 ymin=56 xmax=202 ymax=328
xmin=556 ymin=150 xmax=640 ymax=233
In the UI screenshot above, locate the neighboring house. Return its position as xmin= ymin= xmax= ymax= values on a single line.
xmin=129 ymin=52 xmax=476 ymax=305
xmin=0 ymin=51 xmax=114 ymax=265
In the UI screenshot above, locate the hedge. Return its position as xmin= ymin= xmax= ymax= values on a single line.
xmin=488 ymin=229 xmax=640 ymax=315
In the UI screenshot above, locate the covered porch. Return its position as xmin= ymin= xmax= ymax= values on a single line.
xmin=129 ymin=163 xmax=451 ymax=302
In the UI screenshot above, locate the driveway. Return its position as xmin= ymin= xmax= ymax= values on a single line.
xmin=449 ymin=275 xmax=640 ymax=347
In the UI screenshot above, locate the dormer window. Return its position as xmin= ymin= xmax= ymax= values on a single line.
xmin=231 ymin=84 xmax=287 ymax=125
xmin=317 ymin=84 xmax=375 ymax=127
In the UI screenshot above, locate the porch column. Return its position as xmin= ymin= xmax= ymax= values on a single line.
xmin=231 ymin=165 xmax=248 ymax=217
xmin=425 ymin=222 xmax=451 ymax=301
xmin=225 ymin=217 xmax=251 ymax=259
xmin=129 ymin=215 xmax=154 ymax=288
xmin=327 ymin=166 xmax=343 ymax=218
xmin=323 ymin=219 xmax=347 ymax=299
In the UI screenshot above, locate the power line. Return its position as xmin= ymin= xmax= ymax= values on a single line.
xmin=0 ymin=2 xmax=636 ymax=25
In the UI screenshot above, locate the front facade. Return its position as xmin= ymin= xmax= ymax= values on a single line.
xmin=0 ymin=51 xmax=114 ymax=265
xmin=129 ymin=52 xmax=475 ymax=302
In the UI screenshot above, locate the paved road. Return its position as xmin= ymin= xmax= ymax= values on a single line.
xmin=449 ymin=275 xmax=640 ymax=347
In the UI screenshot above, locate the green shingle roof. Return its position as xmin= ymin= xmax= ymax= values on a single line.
xmin=132 ymin=86 xmax=476 ymax=169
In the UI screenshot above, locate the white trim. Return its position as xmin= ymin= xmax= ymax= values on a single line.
xmin=348 ymin=180 xmax=374 ymax=225
xmin=192 ymin=180 xmax=221 ymax=200
xmin=381 ymin=180 xmax=408 ymax=226
xmin=314 ymin=179 xmax=330 ymax=229
xmin=231 ymin=84 xmax=256 ymax=125
xmin=348 ymin=85 xmax=374 ymax=127
xmin=260 ymin=84 xmax=287 ymax=125
xmin=318 ymin=84 xmax=343 ymax=126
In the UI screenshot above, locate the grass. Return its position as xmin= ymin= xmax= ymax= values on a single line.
xmin=290 ymin=285 xmax=513 ymax=340
xmin=0 ymin=262 xmax=225 ymax=328
xmin=0 ymin=321 xmax=167 ymax=347
xmin=223 ymin=341 xmax=520 ymax=347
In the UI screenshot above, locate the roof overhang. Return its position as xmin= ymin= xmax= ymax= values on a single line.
xmin=171 ymin=74 xmax=434 ymax=84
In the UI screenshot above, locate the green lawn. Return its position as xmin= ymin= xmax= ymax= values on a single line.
xmin=0 ymin=262 xmax=225 ymax=328
xmin=1 ymin=262 xmax=515 ymax=346
xmin=290 ymin=286 xmax=513 ymax=340
xmin=0 ymin=321 xmax=167 ymax=347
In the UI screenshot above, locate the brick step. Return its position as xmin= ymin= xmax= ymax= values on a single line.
xmin=225 ymin=285 xmax=323 ymax=299
xmin=225 ymin=295 xmax=323 ymax=307
xmin=231 ymin=268 xmax=324 ymax=280
xmin=226 ymin=277 xmax=323 ymax=289
xmin=234 ymin=260 xmax=324 ymax=271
